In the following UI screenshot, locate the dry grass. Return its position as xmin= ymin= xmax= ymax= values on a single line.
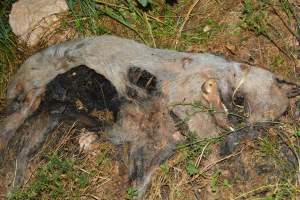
xmin=1 ymin=0 xmax=300 ymax=199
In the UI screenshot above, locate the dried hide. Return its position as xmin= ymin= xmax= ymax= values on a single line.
xmin=0 ymin=36 xmax=298 ymax=198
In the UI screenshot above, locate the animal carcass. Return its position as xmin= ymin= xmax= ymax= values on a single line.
xmin=0 ymin=35 xmax=297 ymax=198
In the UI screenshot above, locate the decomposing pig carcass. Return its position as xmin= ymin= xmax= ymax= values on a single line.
xmin=0 ymin=35 xmax=299 ymax=198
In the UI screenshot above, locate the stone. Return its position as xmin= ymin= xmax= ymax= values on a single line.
xmin=9 ymin=0 xmax=69 ymax=46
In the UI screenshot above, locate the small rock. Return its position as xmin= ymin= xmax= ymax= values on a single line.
xmin=79 ymin=130 xmax=99 ymax=153
xmin=203 ymin=25 xmax=211 ymax=33
xmin=9 ymin=0 xmax=69 ymax=46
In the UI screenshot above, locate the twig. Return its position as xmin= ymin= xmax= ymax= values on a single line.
xmin=88 ymin=194 xmax=101 ymax=200
xmin=54 ymin=121 xmax=77 ymax=153
xmin=174 ymin=0 xmax=201 ymax=49
xmin=101 ymin=7 xmax=147 ymax=44
xmin=275 ymin=128 xmax=300 ymax=185
xmin=97 ymin=177 xmax=111 ymax=186
xmin=280 ymin=0 xmax=300 ymax=37
xmin=232 ymin=66 xmax=250 ymax=109
xmin=195 ymin=141 xmax=210 ymax=167
xmin=271 ymin=6 xmax=300 ymax=43
xmin=147 ymin=15 xmax=164 ymax=24
xmin=186 ymin=149 xmax=243 ymax=184
xmin=261 ymin=28 xmax=298 ymax=75
xmin=75 ymin=166 xmax=91 ymax=175
xmin=12 ymin=159 xmax=18 ymax=188
xmin=94 ymin=0 xmax=128 ymax=9
xmin=262 ymin=30 xmax=292 ymax=60
xmin=199 ymin=148 xmax=243 ymax=174
xmin=178 ymin=121 xmax=284 ymax=149
xmin=144 ymin=13 xmax=156 ymax=48
xmin=176 ymin=125 xmax=244 ymax=150
xmin=233 ymin=184 xmax=283 ymax=199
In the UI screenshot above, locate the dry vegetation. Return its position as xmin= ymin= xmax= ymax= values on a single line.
xmin=0 ymin=0 xmax=300 ymax=199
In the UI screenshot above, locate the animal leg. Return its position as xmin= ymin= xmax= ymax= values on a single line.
xmin=0 ymin=88 xmax=44 ymax=152
xmin=128 ymin=143 xmax=177 ymax=199
xmin=0 ymin=111 xmax=59 ymax=193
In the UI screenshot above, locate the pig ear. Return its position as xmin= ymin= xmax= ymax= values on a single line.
xmin=201 ymin=80 xmax=209 ymax=95
xmin=274 ymin=76 xmax=300 ymax=98
xmin=286 ymin=86 xmax=300 ymax=98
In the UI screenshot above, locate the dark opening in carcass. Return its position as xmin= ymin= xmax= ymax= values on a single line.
xmin=232 ymin=95 xmax=245 ymax=107
xmin=128 ymin=66 xmax=157 ymax=94
xmin=39 ymin=65 xmax=122 ymax=130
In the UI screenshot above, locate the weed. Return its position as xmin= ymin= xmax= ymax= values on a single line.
xmin=149 ymin=6 xmax=178 ymax=48
xmin=185 ymin=161 xmax=198 ymax=176
xmin=96 ymin=149 xmax=109 ymax=165
xmin=0 ymin=0 xmax=22 ymax=102
xmin=66 ymin=0 xmax=108 ymax=35
xmin=258 ymin=137 xmax=279 ymax=156
xmin=96 ymin=142 xmax=112 ymax=165
xmin=241 ymin=0 xmax=300 ymax=62
xmin=295 ymin=130 xmax=300 ymax=137
xmin=270 ymin=55 xmax=284 ymax=70
xmin=234 ymin=182 xmax=299 ymax=200
xmin=181 ymin=18 xmax=225 ymax=46
xmin=126 ymin=187 xmax=138 ymax=199
xmin=242 ymin=0 xmax=268 ymax=35
xmin=160 ymin=163 xmax=170 ymax=175
xmin=223 ymin=179 xmax=232 ymax=188
xmin=8 ymin=154 xmax=90 ymax=200
xmin=255 ymin=135 xmax=299 ymax=199
xmin=76 ymin=174 xmax=90 ymax=188
xmin=210 ymin=170 xmax=221 ymax=192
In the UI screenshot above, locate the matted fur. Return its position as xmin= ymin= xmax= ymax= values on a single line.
xmin=0 ymin=35 xmax=295 ymax=198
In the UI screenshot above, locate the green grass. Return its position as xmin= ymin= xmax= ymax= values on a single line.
xmin=210 ymin=170 xmax=221 ymax=193
xmin=242 ymin=0 xmax=268 ymax=36
xmin=8 ymin=154 xmax=90 ymax=200
xmin=241 ymin=0 xmax=299 ymax=66
xmin=66 ymin=0 xmax=109 ymax=35
xmin=1 ymin=0 xmax=300 ymax=199
xmin=181 ymin=18 xmax=225 ymax=47
xmin=255 ymin=135 xmax=299 ymax=199
xmin=0 ymin=0 xmax=20 ymax=101
xmin=126 ymin=187 xmax=138 ymax=199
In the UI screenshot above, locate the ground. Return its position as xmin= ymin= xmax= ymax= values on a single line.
xmin=0 ymin=0 xmax=300 ymax=199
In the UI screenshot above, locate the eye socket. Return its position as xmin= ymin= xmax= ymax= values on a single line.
xmin=128 ymin=66 xmax=157 ymax=94
xmin=233 ymin=95 xmax=245 ymax=107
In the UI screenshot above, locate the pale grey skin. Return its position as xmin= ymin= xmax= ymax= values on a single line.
xmin=0 ymin=35 xmax=290 ymax=198
xmin=3 ymin=35 xmax=288 ymax=141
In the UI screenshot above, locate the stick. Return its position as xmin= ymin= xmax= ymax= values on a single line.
xmin=174 ymin=0 xmax=201 ymax=48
